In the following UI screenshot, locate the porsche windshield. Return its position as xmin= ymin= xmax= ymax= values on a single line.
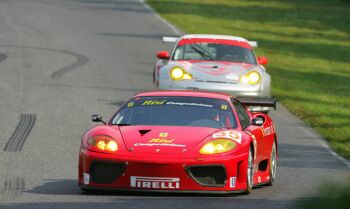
xmin=112 ymin=96 xmax=237 ymax=129
xmin=172 ymin=43 xmax=257 ymax=64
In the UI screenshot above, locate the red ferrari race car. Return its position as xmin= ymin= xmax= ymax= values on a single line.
xmin=78 ymin=91 xmax=278 ymax=194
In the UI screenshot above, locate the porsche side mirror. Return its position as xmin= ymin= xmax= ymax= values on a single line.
xmin=91 ymin=114 xmax=106 ymax=124
xmin=156 ymin=51 xmax=170 ymax=59
xmin=257 ymin=56 xmax=268 ymax=65
xmin=252 ymin=117 xmax=264 ymax=126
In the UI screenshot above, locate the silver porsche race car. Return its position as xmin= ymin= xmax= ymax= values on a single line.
xmin=153 ymin=34 xmax=271 ymax=112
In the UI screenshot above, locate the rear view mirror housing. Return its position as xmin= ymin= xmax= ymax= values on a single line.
xmin=156 ymin=51 xmax=170 ymax=60
xmin=257 ymin=56 xmax=268 ymax=65
xmin=91 ymin=114 xmax=106 ymax=124
xmin=252 ymin=117 xmax=264 ymax=126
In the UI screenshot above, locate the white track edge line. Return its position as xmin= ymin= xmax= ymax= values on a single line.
xmin=139 ymin=0 xmax=182 ymax=35
xmin=309 ymin=128 xmax=350 ymax=169
xmin=277 ymin=103 xmax=350 ymax=169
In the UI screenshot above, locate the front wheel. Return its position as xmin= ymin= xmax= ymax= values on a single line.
xmin=245 ymin=146 xmax=254 ymax=194
xmin=267 ymin=140 xmax=277 ymax=186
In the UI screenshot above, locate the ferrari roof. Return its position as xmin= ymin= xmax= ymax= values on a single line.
xmin=135 ymin=90 xmax=233 ymax=100
xmin=182 ymin=34 xmax=248 ymax=43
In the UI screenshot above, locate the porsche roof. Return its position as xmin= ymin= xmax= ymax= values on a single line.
xmin=182 ymin=34 xmax=248 ymax=43
xmin=135 ymin=90 xmax=233 ymax=100
xmin=162 ymin=34 xmax=257 ymax=47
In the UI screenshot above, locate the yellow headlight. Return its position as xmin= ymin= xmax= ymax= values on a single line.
xmin=240 ymin=71 xmax=261 ymax=85
xmin=87 ymin=135 xmax=118 ymax=152
xmin=96 ymin=140 xmax=107 ymax=150
xmin=106 ymin=141 xmax=118 ymax=152
xmin=200 ymin=139 xmax=236 ymax=154
xmin=248 ymin=71 xmax=260 ymax=84
xmin=170 ymin=67 xmax=193 ymax=81
xmin=240 ymin=75 xmax=249 ymax=83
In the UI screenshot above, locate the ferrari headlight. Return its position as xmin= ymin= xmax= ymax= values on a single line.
xmin=200 ymin=139 xmax=236 ymax=154
xmin=87 ymin=135 xmax=118 ymax=152
xmin=170 ymin=67 xmax=193 ymax=81
xmin=240 ymin=71 xmax=261 ymax=85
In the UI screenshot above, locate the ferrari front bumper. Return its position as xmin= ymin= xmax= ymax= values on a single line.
xmin=78 ymin=148 xmax=249 ymax=193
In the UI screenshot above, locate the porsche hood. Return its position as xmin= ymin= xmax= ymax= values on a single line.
xmin=117 ymin=126 xmax=218 ymax=154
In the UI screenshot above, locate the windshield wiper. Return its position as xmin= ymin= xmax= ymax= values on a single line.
xmin=114 ymin=123 xmax=133 ymax=126
xmin=189 ymin=44 xmax=215 ymax=60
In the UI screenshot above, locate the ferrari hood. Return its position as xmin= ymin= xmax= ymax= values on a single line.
xmin=169 ymin=61 xmax=257 ymax=82
xmin=117 ymin=126 xmax=218 ymax=154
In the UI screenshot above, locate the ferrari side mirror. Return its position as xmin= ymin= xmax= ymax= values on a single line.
xmin=252 ymin=117 xmax=264 ymax=126
xmin=91 ymin=114 xmax=106 ymax=124
xmin=156 ymin=51 xmax=170 ymax=59
xmin=257 ymin=56 xmax=268 ymax=65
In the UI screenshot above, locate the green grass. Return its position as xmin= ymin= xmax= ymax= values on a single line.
xmin=146 ymin=0 xmax=350 ymax=159
xmin=297 ymin=179 xmax=350 ymax=209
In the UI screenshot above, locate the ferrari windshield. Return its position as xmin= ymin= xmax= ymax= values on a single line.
xmin=172 ymin=43 xmax=257 ymax=64
xmin=111 ymin=96 xmax=237 ymax=129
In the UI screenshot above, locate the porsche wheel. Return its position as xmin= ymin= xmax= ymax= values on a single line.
xmin=267 ymin=140 xmax=277 ymax=186
xmin=245 ymin=146 xmax=254 ymax=194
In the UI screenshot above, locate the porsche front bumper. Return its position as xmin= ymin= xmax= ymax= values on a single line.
xmin=158 ymin=79 xmax=271 ymax=112
xmin=158 ymin=78 xmax=270 ymax=98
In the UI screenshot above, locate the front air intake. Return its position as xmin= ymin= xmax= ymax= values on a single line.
xmin=186 ymin=165 xmax=226 ymax=187
xmin=90 ymin=161 xmax=126 ymax=184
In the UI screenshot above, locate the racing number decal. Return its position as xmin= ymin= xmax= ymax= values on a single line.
xmin=212 ymin=130 xmax=242 ymax=144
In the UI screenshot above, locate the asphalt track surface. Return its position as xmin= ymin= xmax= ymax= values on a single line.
xmin=0 ymin=0 xmax=349 ymax=208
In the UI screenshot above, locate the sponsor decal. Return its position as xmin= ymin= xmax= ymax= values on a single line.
xmin=230 ymin=177 xmax=236 ymax=188
xmin=166 ymin=101 xmax=213 ymax=108
xmin=127 ymin=102 xmax=134 ymax=107
xmin=83 ymin=173 xmax=90 ymax=185
xmin=221 ymin=104 xmax=228 ymax=110
xmin=258 ymin=176 xmax=261 ymax=183
xmin=260 ymin=124 xmax=275 ymax=137
xmin=212 ymin=130 xmax=242 ymax=144
xmin=142 ymin=100 xmax=166 ymax=105
xmin=134 ymin=143 xmax=186 ymax=147
xmin=130 ymin=176 xmax=180 ymax=189
xmin=159 ymin=132 xmax=168 ymax=138
xmin=225 ymin=73 xmax=239 ymax=81
xmin=148 ymin=138 xmax=175 ymax=143
xmin=263 ymin=126 xmax=273 ymax=136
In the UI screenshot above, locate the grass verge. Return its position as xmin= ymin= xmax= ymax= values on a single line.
xmin=146 ymin=0 xmax=350 ymax=159
xmin=296 ymin=179 xmax=350 ymax=209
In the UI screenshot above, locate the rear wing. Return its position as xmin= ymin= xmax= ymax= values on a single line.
xmin=162 ymin=36 xmax=258 ymax=47
xmin=162 ymin=36 xmax=179 ymax=43
xmin=248 ymin=41 xmax=258 ymax=48
xmin=237 ymin=97 xmax=277 ymax=110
